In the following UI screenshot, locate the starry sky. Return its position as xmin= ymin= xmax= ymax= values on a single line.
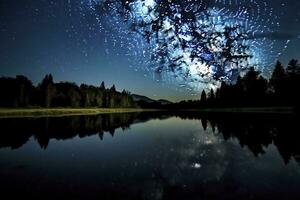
xmin=1 ymin=0 xmax=300 ymax=101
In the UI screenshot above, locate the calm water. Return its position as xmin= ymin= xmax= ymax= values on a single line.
xmin=0 ymin=112 xmax=300 ymax=199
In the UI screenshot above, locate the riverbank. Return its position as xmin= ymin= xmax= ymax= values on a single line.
xmin=0 ymin=107 xmax=295 ymax=118
xmin=0 ymin=108 xmax=154 ymax=118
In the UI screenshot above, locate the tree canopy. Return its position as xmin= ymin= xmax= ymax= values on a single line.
xmin=0 ymin=75 xmax=136 ymax=108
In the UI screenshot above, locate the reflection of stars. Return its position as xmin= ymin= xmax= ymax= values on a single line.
xmin=193 ymin=163 xmax=202 ymax=169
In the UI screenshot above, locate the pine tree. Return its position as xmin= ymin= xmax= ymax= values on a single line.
xmin=39 ymin=74 xmax=55 ymax=108
xmin=201 ymin=90 xmax=207 ymax=104
xmin=270 ymin=61 xmax=286 ymax=95
xmin=100 ymin=81 xmax=105 ymax=90
xmin=209 ymin=89 xmax=215 ymax=100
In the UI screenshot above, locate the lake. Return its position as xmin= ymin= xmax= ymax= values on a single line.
xmin=0 ymin=112 xmax=299 ymax=199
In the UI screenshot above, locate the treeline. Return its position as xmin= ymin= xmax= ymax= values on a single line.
xmin=0 ymin=74 xmax=136 ymax=108
xmin=169 ymin=59 xmax=300 ymax=110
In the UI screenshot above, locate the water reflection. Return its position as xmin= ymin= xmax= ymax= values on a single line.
xmin=1 ymin=112 xmax=299 ymax=165
xmin=0 ymin=112 xmax=299 ymax=199
xmin=0 ymin=112 xmax=165 ymax=149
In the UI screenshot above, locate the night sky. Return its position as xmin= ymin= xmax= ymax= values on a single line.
xmin=1 ymin=0 xmax=300 ymax=101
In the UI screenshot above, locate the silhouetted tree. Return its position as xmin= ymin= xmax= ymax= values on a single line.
xmin=200 ymin=90 xmax=207 ymax=106
xmin=15 ymin=75 xmax=35 ymax=107
xmin=270 ymin=61 xmax=286 ymax=98
xmin=39 ymin=74 xmax=55 ymax=108
xmin=287 ymin=59 xmax=300 ymax=75
xmin=209 ymin=89 xmax=215 ymax=100
xmin=80 ymin=84 xmax=91 ymax=107
xmin=206 ymin=88 xmax=215 ymax=106
xmin=54 ymin=82 xmax=81 ymax=107
xmin=100 ymin=81 xmax=105 ymax=90
xmin=107 ymin=85 xmax=116 ymax=108
xmin=285 ymin=59 xmax=300 ymax=108
xmin=0 ymin=75 xmax=35 ymax=107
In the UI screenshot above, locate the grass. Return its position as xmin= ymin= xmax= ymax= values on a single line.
xmin=0 ymin=107 xmax=295 ymax=118
xmin=0 ymin=108 xmax=154 ymax=118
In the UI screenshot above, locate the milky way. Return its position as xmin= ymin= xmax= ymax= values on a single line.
xmin=76 ymin=0 xmax=291 ymax=92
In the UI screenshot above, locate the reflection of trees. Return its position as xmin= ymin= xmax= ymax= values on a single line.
xmin=35 ymin=114 xmax=125 ymax=149
xmin=1 ymin=112 xmax=300 ymax=200
xmin=199 ymin=114 xmax=300 ymax=165
xmin=171 ymin=111 xmax=300 ymax=165
xmin=0 ymin=112 xmax=171 ymax=150
xmin=0 ymin=113 xmax=133 ymax=149
xmin=1 ymin=112 xmax=299 ymax=166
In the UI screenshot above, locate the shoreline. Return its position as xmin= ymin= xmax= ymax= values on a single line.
xmin=0 ymin=107 xmax=295 ymax=118
xmin=0 ymin=108 xmax=157 ymax=118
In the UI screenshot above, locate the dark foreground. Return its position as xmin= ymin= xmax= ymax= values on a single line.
xmin=0 ymin=111 xmax=299 ymax=200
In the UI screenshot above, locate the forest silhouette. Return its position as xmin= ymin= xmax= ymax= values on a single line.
xmin=0 ymin=59 xmax=299 ymax=110
xmin=167 ymin=59 xmax=300 ymax=111
xmin=0 ymin=74 xmax=136 ymax=108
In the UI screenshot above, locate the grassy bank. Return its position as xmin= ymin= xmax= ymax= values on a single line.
xmin=0 ymin=107 xmax=295 ymax=118
xmin=0 ymin=108 xmax=153 ymax=118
